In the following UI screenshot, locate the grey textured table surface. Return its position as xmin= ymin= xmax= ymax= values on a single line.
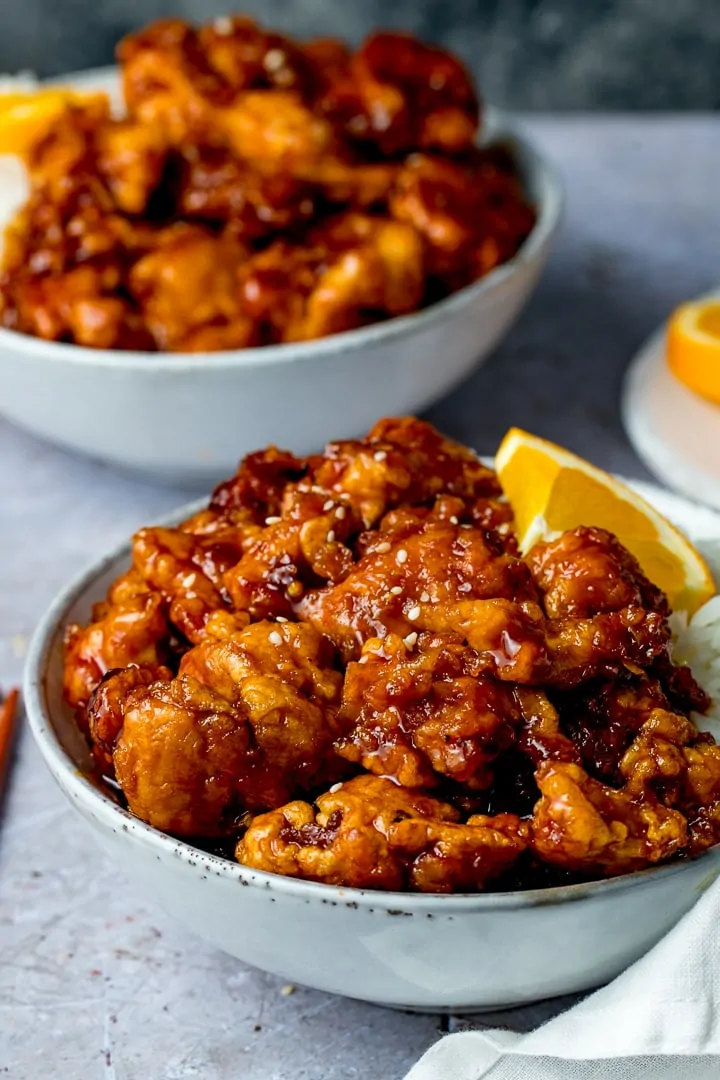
xmin=2 ymin=115 xmax=719 ymax=1079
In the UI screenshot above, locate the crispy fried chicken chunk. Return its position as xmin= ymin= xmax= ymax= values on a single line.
xmin=531 ymin=760 xmax=687 ymax=874
xmin=316 ymin=32 xmax=479 ymax=156
xmin=128 ymin=225 xmax=257 ymax=351
xmin=178 ymin=144 xmax=317 ymax=238
xmin=62 ymin=416 xmax=720 ymax=892
xmin=63 ymin=579 xmax=169 ymax=713
xmin=236 ymin=775 xmax=526 ymax=891
xmin=109 ymin=620 xmax=344 ymax=834
xmin=130 ymin=521 xmax=245 ymax=642
xmin=309 ymin=416 xmax=502 ymax=527
xmin=389 ymin=150 xmax=535 ymax=291
xmin=528 ymin=526 xmax=669 ymax=619
xmin=179 ymin=619 xmax=344 ymax=806
xmin=296 ymin=219 xmax=425 ymax=340
xmin=298 ymin=518 xmax=535 ymax=661
xmin=1 ymin=20 xmax=535 ymax=351
xmin=415 ymin=599 xmax=669 ymax=688
xmin=338 ymin=632 xmax=519 ymax=788
xmin=111 ymin=617 xmax=342 ymax=818
xmin=113 ymin=674 xmax=251 ymax=836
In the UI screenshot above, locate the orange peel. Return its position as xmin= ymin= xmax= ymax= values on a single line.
xmin=495 ymin=427 xmax=715 ymax=614
xmin=667 ymin=298 xmax=720 ymax=406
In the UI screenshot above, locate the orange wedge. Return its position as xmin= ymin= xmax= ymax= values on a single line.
xmin=667 ymin=297 xmax=720 ymax=406
xmin=495 ymin=427 xmax=715 ymax=614
xmin=0 ymin=88 xmax=105 ymax=156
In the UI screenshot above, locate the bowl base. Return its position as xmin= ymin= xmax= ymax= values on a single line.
xmin=368 ymin=984 xmax=597 ymax=1015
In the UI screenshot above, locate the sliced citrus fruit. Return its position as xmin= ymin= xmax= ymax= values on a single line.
xmin=495 ymin=427 xmax=715 ymax=614
xmin=667 ymin=297 xmax=720 ymax=406
xmin=0 ymin=89 xmax=106 ymax=156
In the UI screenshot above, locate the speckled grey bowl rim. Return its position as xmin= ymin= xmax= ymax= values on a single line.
xmin=23 ymin=494 xmax=720 ymax=913
xmin=0 ymin=93 xmax=563 ymax=371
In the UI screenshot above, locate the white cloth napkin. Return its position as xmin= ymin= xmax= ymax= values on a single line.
xmin=403 ymin=879 xmax=720 ymax=1080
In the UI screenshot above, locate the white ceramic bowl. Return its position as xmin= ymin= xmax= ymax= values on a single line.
xmin=24 ymin=484 xmax=720 ymax=1013
xmin=0 ymin=70 xmax=562 ymax=487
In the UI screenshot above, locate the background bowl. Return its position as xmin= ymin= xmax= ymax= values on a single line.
xmin=24 ymin=486 xmax=720 ymax=1013
xmin=0 ymin=70 xmax=562 ymax=487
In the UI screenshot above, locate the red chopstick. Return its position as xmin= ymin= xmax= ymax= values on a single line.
xmin=0 ymin=689 xmax=20 ymax=803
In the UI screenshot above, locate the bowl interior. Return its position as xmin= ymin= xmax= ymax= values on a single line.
xmin=0 ymin=74 xmax=563 ymax=368
xmin=24 ymin=480 xmax=720 ymax=912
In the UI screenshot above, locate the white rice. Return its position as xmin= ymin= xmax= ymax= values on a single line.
xmin=0 ymin=74 xmax=39 ymax=241
xmin=0 ymin=155 xmax=30 ymax=236
xmin=670 ymin=595 xmax=720 ymax=740
xmin=0 ymin=71 xmax=38 ymax=94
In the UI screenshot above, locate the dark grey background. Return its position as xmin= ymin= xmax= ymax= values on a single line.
xmin=1 ymin=0 xmax=719 ymax=110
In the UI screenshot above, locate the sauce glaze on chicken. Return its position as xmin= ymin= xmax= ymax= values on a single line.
xmin=0 ymin=17 xmax=535 ymax=352
xmin=62 ymin=418 xmax=720 ymax=892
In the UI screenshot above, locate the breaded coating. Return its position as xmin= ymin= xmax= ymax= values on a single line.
xmin=63 ymin=586 xmax=168 ymax=713
xmin=315 ymin=32 xmax=479 ymax=156
xmin=63 ymin=417 xmax=720 ymax=891
xmin=0 ymin=18 xmax=535 ymax=351
xmin=531 ymin=761 xmax=687 ymax=874
xmin=337 ymin=632 xmax=518 ymax=788
xmin=528 ymin=526 xmax=669 ymax=620
xmin=113 ymin=675 xmax=251 ymax=835
xmin=97 ymin=618 xmax=345 ymax=832
xmin=236 ymin=775 xmax=527 ymax=891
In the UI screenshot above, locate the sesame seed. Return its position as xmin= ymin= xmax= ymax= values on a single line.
xmin=268 ymin=630 xmax=283 ymax=646
xmin=396 ymin=549 xmax=408 ymax=565
xmin=403 ymin=632 xmax=418 ymax=648
xmin=376 ymin=541 xmax=391 ymax=553
xmin=407 ymin=606 xmax=421 ymax=621
xmin=390 ymin=586 xmax=403 ymax=596
xmin=213 ymin=15 xmax=233 ymax=34
xmin=280 ymin=984 xmax=296 ymax=997
xmin=265 ymin=48 xmax=286 ymax=72
xmin=329 ymin=782 xmax=343 ymax=793
xmin=327 ymin=530 xmax=336 ymax=543
xmin=420 ymin=591 xmax=430 ymax=603
xmin=461 ymin=523 xmax=473 ymax=530
xmin=276 ymin=616 xmax=288 ymax=623
xmin=323 ymin=499 xmax=334 ymax=511
xmin=449 ymin=516 xmax=459 ymax=525
xmin=335 ymin=506 xmax=346 ymax=519
xmin=374 ymin=450 xmax=387 ymax=462
xmin=358 ymin=655 xmax=368 ymax=664
xmin=311 ymin=485 xmax=324 ymax=494
xmin=265 ymin=515 xmax=281 ymax=525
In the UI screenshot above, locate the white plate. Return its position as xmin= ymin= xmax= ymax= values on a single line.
xmin=622 ymin=291 xmax=720 ymax=511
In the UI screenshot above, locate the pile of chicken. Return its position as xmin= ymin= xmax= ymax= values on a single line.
xmin=63 ymin=418 xmax=720 ymax=892
xmin=0 ymin=17 xmax=535 ymax=352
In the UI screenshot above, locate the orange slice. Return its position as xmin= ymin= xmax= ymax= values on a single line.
xmin=495 ymin=427 xmax=715 ymax=614
xmin=667 ymin=297 xmax=720 ymax=406
xmin=0 ymin=88 xmax=105 ymax=156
